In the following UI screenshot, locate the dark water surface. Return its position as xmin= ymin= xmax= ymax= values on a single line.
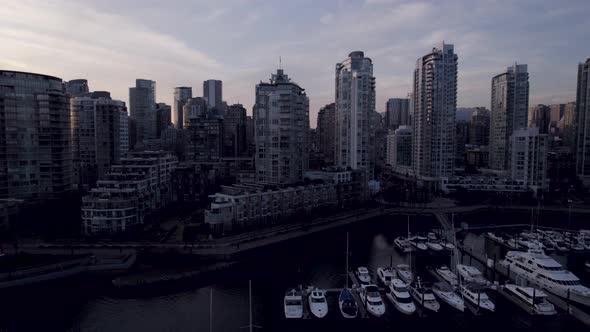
xmin=1 ymin=214 xmax=589 ymax=332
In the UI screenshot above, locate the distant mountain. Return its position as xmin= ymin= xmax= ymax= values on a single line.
xmin=456 ymin=107 xmax=476 ymax=121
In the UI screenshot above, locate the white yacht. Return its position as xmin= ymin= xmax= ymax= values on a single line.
xmin=386 ymin=278 xmax=416 ymax=315
xmin=440 ymin=241 xmax=455 ymax=251
xmin=518 ymin=238 xmax=543 ymax=250
xmin=501 ymin=249 xmax=590 ymax=307
xmin=356 ymin=266 xmax=371 ymax=284
xmin=502 ymin=284 xmax=556 ymax=315
xmin=585 ymin=261 xmax=590 ymax=271
xmin=394 ymin=237 xmax=412 ymax=253
xmin=377 ymin=267 xmax=395 ymax=286
xmin=432 ymin=282 xmax=464 ymax=312
xmin=284 ymin=289 xmax=303 ymax=319
xmin=460 ymin=284 xmax=495 ymax=313
xmin=338 ymin=288 xmax=358 ymax=319
xmin=456 ymin=264 xmax=490 ymax=286
xmin=308 ymin=288 xmax=328 ymax=318
xmin=425 ymin=241 xmax=444 ymax=252
xmin=396 ymin=264 xmax=413 ymax=284
xmin=435 ymin=265 xmax=458 ymax=287
xmin=409 ymin=237 xmax=427 ymax=251
xmin=359 ymin=284 xmax=386 ymax=317
xmin=410 ymin=278 xmax=440 ymax=313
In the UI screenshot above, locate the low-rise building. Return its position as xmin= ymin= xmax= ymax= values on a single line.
xmin=441 ymin=175 xmax=528 ymax=193
xmin=81 ymin=151 xmax=177 ymax=235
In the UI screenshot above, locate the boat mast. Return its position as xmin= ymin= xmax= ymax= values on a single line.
xmin=408 ymin=215 xmax=412 ymax=272
xmin=209 ymin=287 xmax=213 ymax=332
xmin=345 ymin=231 xmax=349 ymax=289
xmin=249 ymin=280 xmax=253 ymax=332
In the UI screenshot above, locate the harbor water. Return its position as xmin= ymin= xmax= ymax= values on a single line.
xmin=0 ymin=214 xmax=588 ymax=331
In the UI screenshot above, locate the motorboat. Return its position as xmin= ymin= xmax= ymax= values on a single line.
xmin=396 ymin=264 xmax=413 ymax=284
xmin=518 ymin=238 xmax=543 ymax=250
xmin=410 ymin=277 xmax=440 ymax=313
xmin=394 ymin=237 xmax=413 ymax=253
xmin=552 ymin=238 xmax=569 ymax=252
xmin=308 ymin=288 xmax=328 ymax=318
xmin=284 ymin=289 xmax=303 ymax=319
xmin=521 ymin=231 xmax=539 ymax=241
xmin=460 ymin=284 xmax=495 ymax=313
xmin=456 ymin=264 xmax=490 ymax=286
xmin=425 ymin=241 xmax=444 ymax=252
xmin=386 ymin=278 xmax=416 ymax=315
xmin=427 ymin=232 xmax=439 ymax=241
xmin=359 ymin=284 xmax=386 ymax=317
xmin=502 ymin=284 xmax=556 ymax=315
xmin=356 ymin=266 xmax=371 ymax=284
xmin=432 ymin=282 xmax=464 ymax=312
xmin=540 ymin=239 xmax=555 ymax=252
xmin=338 ymin=288 xmax=358 ymax=319
xmin=377 ymin=267 xmax=396 ymax=286
xmin=440 ymin=241 xmax=455 ymax=251
xmin=435 ymin=265 xmax=458 ymax=287
xmin=564 ymin=237 xmax=585 ymax=251
xmin=408 ymin=236 xmax=427 ymax=251
xmin=501 ymin=249 xmax=590 ymax=307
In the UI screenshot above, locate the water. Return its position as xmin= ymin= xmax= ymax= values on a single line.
xmin=0 ymin=215 xmax=588 ymax=331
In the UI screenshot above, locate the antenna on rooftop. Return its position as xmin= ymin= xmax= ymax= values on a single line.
xmin=279 ymin=56 xmax=282 ymax=70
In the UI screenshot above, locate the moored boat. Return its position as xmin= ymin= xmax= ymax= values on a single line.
xmin=432 ymin=282 xmax=464 ymax=312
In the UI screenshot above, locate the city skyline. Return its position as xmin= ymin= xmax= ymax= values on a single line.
xmin=2 ymin=1 xmax=589 ymax=126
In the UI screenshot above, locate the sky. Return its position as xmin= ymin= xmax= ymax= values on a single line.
xmin=1 ymin=0 xmax=590 ymax=127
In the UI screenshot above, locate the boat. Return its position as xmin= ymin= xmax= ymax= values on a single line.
xmin=396 ymin=264 xmax=413 ymax=284
xmin=435 ymin=265 xmax=458 ymax=287
xmin=284 ymin=289 xmax=303 ymax=319
xmin=440 ymin=241 xmax=455 ymax=251
xmin=386 ymin=278 xmax=416 ymax=315
xmin=518 ymin=238 xmax=543 ymax=250
xmin=425 ymin=241 xmax=444 ymax=252
xmin=460 ymin=284 xmax=495 ymax=313
xmin=308 ymin=288 xmax=328 ymax=318
xmin=540 ymin=239 xmax=555 ymax=252
xmin=394 ymin=237 xmax=412 ymax=253
xmin=339 ymin=232 xmax=358 ymax=319
xmin=427 ymin=232 xmax=438 ymax=241
xmin=338 ymin=288 xmax=358 ymax=319
xmin=410 ymin=277 xmax=440 ymax=313
xmin=501 ymin=284 xmax=556 ymax=315
xmin=432 ymin=282 xmax=464 ymax=312
xmin=359 ymin=284 xmax=386 ymax=317
xmin=552 ymin=238 xmax=569 ymax=252
xmin=377 ymin=267 xmax=396 ymax=286
xmin=456 ymin=264 xmax=490 ymax=286
xmin=409 ymin=236 xmax=427 ymax=251
xmin=356 ymin=267 xmax=371 ymax=284
xmin=501 ymin=249 xmax=590 ymax=306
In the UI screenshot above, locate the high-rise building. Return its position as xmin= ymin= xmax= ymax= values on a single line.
xmin=560 ymin=101 xmax=577 ymax=148
xmin=203 ymin=79 xmax=223 ymax=109
xmin=71 ymin=91 xmax=129 ymax=189
xmin=469 ymin=107 xmax=490 ymax=146
xmin=64 ymin=79 xmax=89 ymax=96
xmin=490 ymin=63 xmax=529 ymax=171
xmin=385 ymin=98 xmax=410 ymax=130
xmin=223 ymin=104 xmax=247 ymax=157
xmin=254 ymin=69 xmax=309 ymax=184
xmin=386 ymin=126 xmax=412 ymax=172
xmin=129 ymin=79 xmax=156 ymax=146
xmin=184 ymin=98 xmax=223 ymax=162
xmin=0 ymin=70 xmax=73 ymax=199
xmin=173 ymin=87 xmax=192 ymax=129
xmin=246 ymin=115 xmax=255 ymax=156
xmin=412 ymin=43 xmax=458 ymax=178
xmin=317 ymin=103 xmax=336 ymax=166
xmin=576 ymin=58 xmax=590 ymax=184
xmin=549 ymin=104 xmax=565 ymax=126
xmin=528 ymin=104 xmax=551 ymax=134
xmin=156 ymin=102 xmax=172 ymax=138
xmin=510 ymin=127 xmax=548 ymax=190
xmin=456 ymin=120 xmax=470 ymax=167
xmin=335 ymin=51 xmax=376 ymax=180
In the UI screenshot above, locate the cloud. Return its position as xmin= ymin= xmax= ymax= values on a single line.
xmin=320 ymin=14 xmax=334 ymax=25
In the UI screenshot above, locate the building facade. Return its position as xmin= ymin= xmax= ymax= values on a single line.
xmin=412 ymin=43 xmax=458 ymax=178
xmin=469 ymin=107 xmax=490 ymax=146
xmin=81 ymin=151 xmax=177 ymax=235
xmin=203 ymin=79 xmax=222 ymax=110
xmin=317 ymin=103 xmax=336 ymax=166
xmin=490 ymin=64 xmax=529 ymax=171
xmin=0 ymin=70 xmax=73 ymax=199
xmin=254 ymin=69 xmax=309 ymax=184
xmin=173 ymin=87 xmax=192 ymax=129
xmin=385 ymin=98 xmax=410 ymax=130
xmin=184 ymin=107 xmax=224 ymax=163
xmin=528 ymin=104 xmax=551 ymax=134
xmin=129 ymin=79 xmax=156 ymax=146
xmin=575 ymin=58 xmax=590 ymax=184
xmin=560 ymin=101 xmax=577 ymax=148
xmin=335 ymin=51 xmax=376 ymax=180
xmin=386 ymin=126 xmax=413 ymax=172
xmin=223 ymin=104 xmax=247 ymax=157
xmin=510 ymin=127 xmax=549 ymax=190
xmin=64 ymin=79 xmax=89 ymax=96
xmin=156 ymin=102 xmax=172 ymax=138
xmin=71 ymin=92 xmax=129 ymax=189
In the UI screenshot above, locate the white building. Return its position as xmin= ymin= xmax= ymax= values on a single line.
xmin=254 ymin=69 xmax=309 ymax=184
xmin=335 ymin=51 xmax=376 ymax=180
xmin=412 ymin=43 xmax=458 ymax=179
xmin=386 ymin=126 xmax=413 ymax=173
xmin=81 ymin=151 xmax=177 ymax=235
xmin=510 ymin=127 xmax=549 ymax=190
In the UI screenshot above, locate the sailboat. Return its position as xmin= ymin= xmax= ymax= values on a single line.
xmin=396 ymin=216 xmax=414 ymax=283
xmin=241 ymin=280 xmax=262 ymax=331
xmin=339 ymin=232 xmax=358 ymax=319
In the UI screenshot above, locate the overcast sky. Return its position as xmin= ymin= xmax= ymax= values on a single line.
xmin=2 ymin=0 xmax=589 ymax=126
